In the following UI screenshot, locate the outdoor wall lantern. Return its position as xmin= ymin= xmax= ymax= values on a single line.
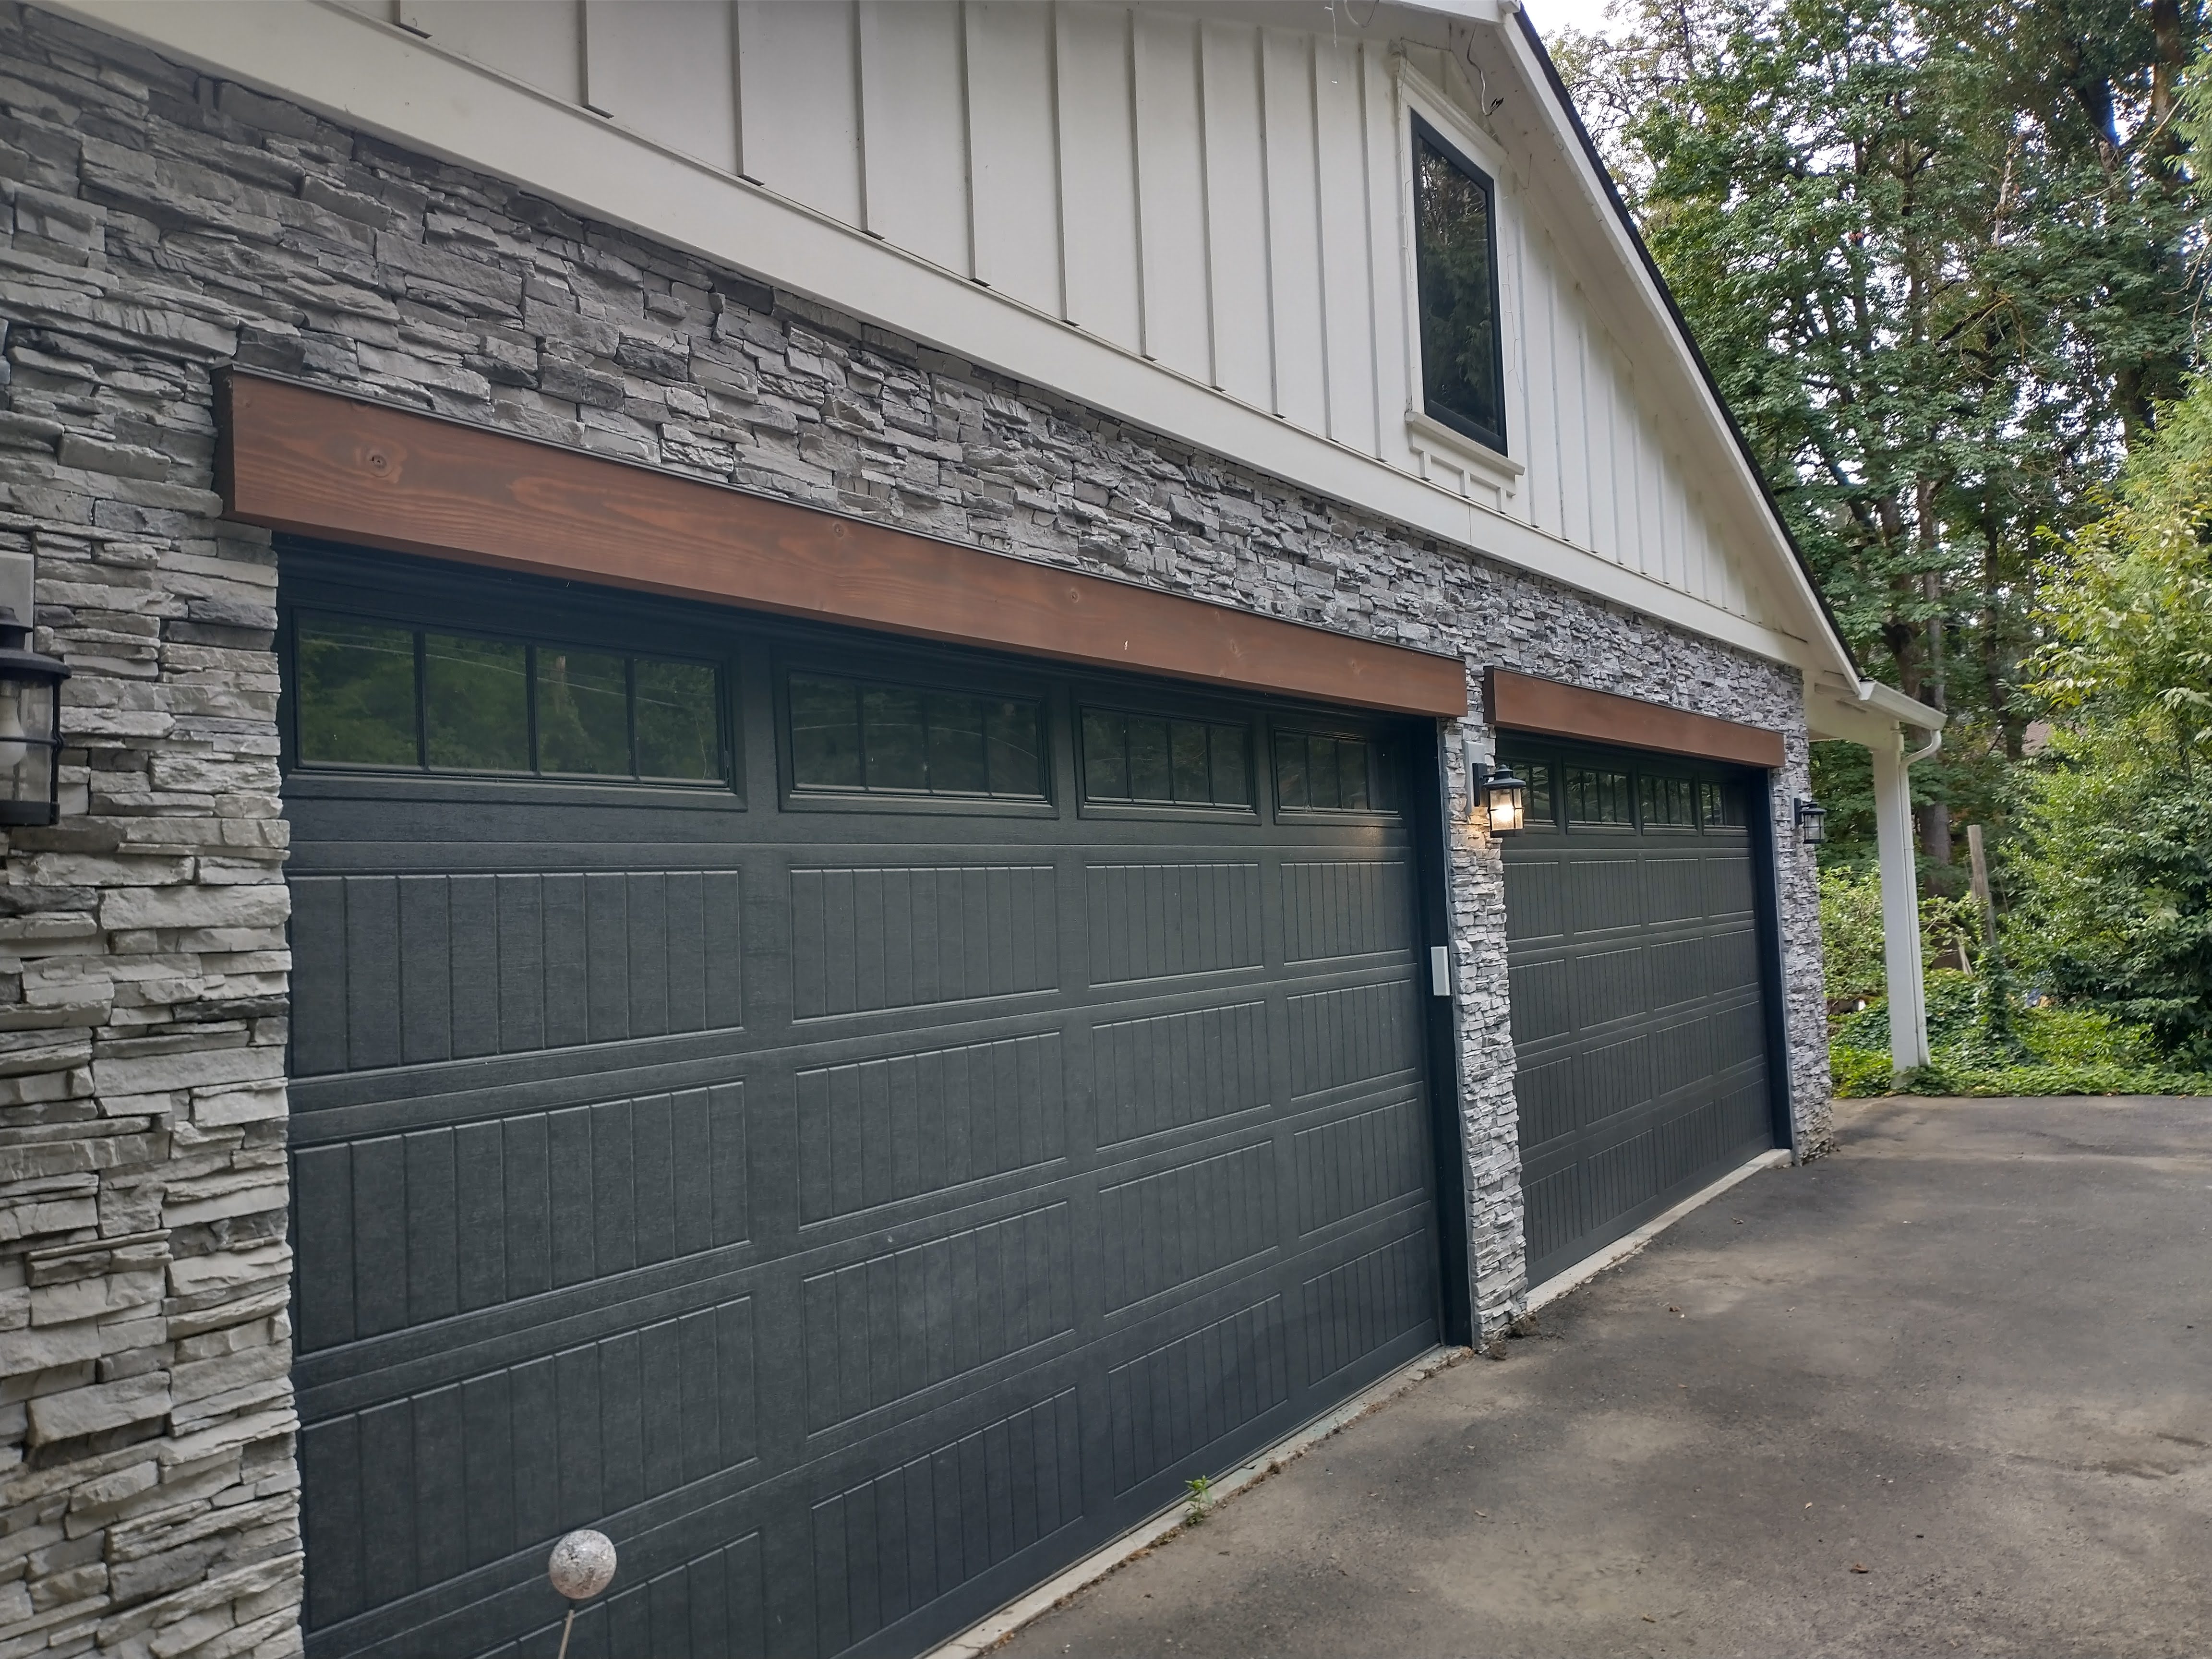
xmin=1795 ymin=797 xmax=1827 ymax=845
xmin=0 ymin=607 xmax=66 ymax=828
xmin=1473 ymin=760 xmax=1529 ymax=834
xmin=1461 ymin=730 xmax=1528 ymax=835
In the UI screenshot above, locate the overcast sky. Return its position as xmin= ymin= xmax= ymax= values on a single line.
xmin=1517 ymin=0 xmax=1622 ymax=42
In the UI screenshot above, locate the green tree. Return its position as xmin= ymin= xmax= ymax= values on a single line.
xmin=2016 ymin=361 xmax=2212 ymax=1057
xmin=1555 ymin=0 xmax=2202 ymax=875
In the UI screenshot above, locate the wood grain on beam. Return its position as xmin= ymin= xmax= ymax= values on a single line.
xmin=1485 ymin=667 xmax=1784 ymax=769
xmin=215 ymin=372 xmax=1468 ymax=718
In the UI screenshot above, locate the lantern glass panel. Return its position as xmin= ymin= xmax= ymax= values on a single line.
xmin=1485 ymin=772 xmax=1527 ymax=833
xmin=0 ymin=677 xmax=51 ymax=806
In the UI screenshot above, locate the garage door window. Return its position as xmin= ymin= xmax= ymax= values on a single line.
xmin=292 ymin=612 xmax=723 ymax=784
xmin=1701 ymin=780 xmax=1748 ymax=829
xmin=788 ymin=671 xmax=1045 ymax=800
xmin=1564 ymin=764 xmax=1634 ymax=826
xmin=1639 ymin=773 xmax=1699 ymax=830
xmin=1081 ymin=708 xmax=1250 ymax=807
xmin=1274 ymin=729 xmax=1396 ymax=814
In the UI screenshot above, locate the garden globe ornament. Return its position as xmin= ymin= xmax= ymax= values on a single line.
xmin=548 ymin=1529 xmax=617 ymax=1659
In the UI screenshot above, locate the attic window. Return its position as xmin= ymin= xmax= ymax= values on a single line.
xmin=1412 ymin=115 xmax=1507 ymax=455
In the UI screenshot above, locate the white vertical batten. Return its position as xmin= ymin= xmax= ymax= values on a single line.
xmin=735 ymin=0 xmax=862 ymax=227
xmin=1262 ymin=28 xmax=1325 ymax=430
xmin=1057 ymin=3 xmax=1143 ymax=347
xmin=1201 ymin=21 xmax=1271 ymax=404
xmin=1132 ymin=9 xmax=1209 ymax=377
xmin=856 ymin=2 xmax=972 ymax=273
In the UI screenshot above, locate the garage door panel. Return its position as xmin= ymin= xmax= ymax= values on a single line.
xmin=1294 ymin=1090 xmax=1429 ymax=1235
xmin=1097 ymin=1139 xmax=1279 ymax=1314
xmin=1091 ymin=998 xmax=1270 ymax=1145
xmin=801 ymin=1201 xmax=1077 ymax=1437
xmin=1107 ymin=1292 xmax=1290 ymax=1496
xmin=301 ymin=1290 xmax=762 ymax=1633
xmin=795 ymin=1031 xmax=1066 ymax=1225
xmin=1643 ymin=854 xmax=1705 ymax=923
xmin=815 ymin=1384 xmax=1087 ymax=1656
xmin=1650 ymin=1014 xmax=1712 ymax=1097
xmin=1571 ymin=1029 xmax=1649 ymax=1131
xmin=1084 ymin=859 xmax=1265 ymax=984
xmin=1507 ymin=956 xmax=1574 ymax=1044
xmin=1703 ymin=848 xmax=1755 ymax=916
xmin=289 ymin=869 xmax=747 ymax=1076
xmin=793 ymin=863 xmax=1060 ymax=1018
xmin=1281 ymin=858 xmax=1414 ymax=960
xmin=1566 ymin=854 xmax=1641 ymax=934
xmin=1299 ymin=1222 xmax=1439 ymax=1388
xmin=1647 ymin=935 xmax=1709 ymax=1008
xmin=1570 ymin=943 xmax=1647 ymax=1028
xmin=1286 ymin=975 xmax=1421 ymax=1098
xmin=1503 ymin=856 xmax=1565 ymax=940
xmin=1513 ymin=1053 xmax=1576 ymax=1151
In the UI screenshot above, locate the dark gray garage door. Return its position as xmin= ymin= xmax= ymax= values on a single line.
xmin=280 ymin=546 xmax=1447 ymax=1659
xmin=1500 ymin=738 xmax=1779 ymax=1288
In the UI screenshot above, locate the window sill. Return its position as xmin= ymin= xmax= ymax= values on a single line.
xmin=1406 ymin=407 xmax=1524 ymax=508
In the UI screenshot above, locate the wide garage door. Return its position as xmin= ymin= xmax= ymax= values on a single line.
xmin=279 ymin=546 xmax=1446 ymax=1659
xmin=1500 ymin=737 xmax=1779 ymax=1288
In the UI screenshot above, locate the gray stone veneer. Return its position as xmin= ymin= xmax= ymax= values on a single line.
xmin=0 ymin=6 xmax=1828 ymax=1655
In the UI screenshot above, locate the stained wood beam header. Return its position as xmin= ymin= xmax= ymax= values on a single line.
xmin=215 ymin=372 xmax=1468 ymax=719
xmin=1485 ymin=667 xmax=1785 ymax=769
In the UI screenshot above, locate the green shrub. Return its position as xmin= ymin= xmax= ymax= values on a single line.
xmin=1829 ymin=1044 xmax=1893 ymax=1098
xmin=1828 ymin=975 xmax=2212 ymax=1098
xmin=1819 ymin=869 xmax=1984 ymax=1010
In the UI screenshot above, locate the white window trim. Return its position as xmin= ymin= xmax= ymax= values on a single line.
xmin=1392 ymin=57 xmax=1523 ymax=509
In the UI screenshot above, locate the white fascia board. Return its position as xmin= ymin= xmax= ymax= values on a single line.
xmin=1488 ymin=12 xmax=1860 ymax=689
xmin=56 ymin=0 xmax=1808 ymax=672
xmin=1857 ymin=680 xmax=1946 ymax=730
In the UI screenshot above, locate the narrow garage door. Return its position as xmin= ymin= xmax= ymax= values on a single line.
xmin=279 ymin=546 xmax=1445 ymax=1659
xmin=1500 ymin=738 xmax=1779 ymax=1289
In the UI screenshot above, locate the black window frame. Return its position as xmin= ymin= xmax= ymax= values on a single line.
xmin=282 ymin=605 xmax=733 ymax=792
xmin=1075 ymin=700 xmax=1259 ymax=820
xmin=1410 ymin=111 xmax=1509 ymax=456
xmin=1270 ymin=723 xmax=1404 ymax=823
xmin=771 ymin=654 xmax=1059 ymax=820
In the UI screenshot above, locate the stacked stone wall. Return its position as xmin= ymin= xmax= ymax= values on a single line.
xmin=0 ymin=6 xmax=1827 ymax=1654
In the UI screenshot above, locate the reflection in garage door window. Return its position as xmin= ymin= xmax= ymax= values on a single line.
xmin=1274 ymin=730 xmax=1395 ymax=813
xmin=425 ymin=634 xmax=529 ymax=771
xmin=291 ymin=612 xmax=723 ymax=784
xmin=295 ymin=617 xmax=417 ymax=767
xmin=789 ymin=672 xmax=1045 ymax=799
xmin=1639 ymin=773 xmax=1698 ymax=830
xmin=1564 ymin=766 xmax=1633 ymax=826
xmin=1081 ymin=709 xmax=1250 ymax=807
xmin=1700 ymin=780 xmax=1747 ymax=829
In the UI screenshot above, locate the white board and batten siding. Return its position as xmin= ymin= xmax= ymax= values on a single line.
xmin=339 ymin=0 xmax=1769 ymax=635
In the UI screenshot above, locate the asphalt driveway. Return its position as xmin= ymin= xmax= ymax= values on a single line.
xmin=994 ymin=1096 xmax=2212 ymax=1658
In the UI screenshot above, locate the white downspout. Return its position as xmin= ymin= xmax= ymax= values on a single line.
xmin=1870 ymin=721 xmax=1933 ymax=1070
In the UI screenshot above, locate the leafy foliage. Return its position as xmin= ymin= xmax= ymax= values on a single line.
xmin=1829 ymin=971 xmax=2212 ymax=1094
xmin=1557 ymin=0 xmax=2203 ymax=875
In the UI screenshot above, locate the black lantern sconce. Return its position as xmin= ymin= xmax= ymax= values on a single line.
xmin=1794 ymin=797 xmax=1826 ymax=846
xmin=0 ymin=607 xmax=68 ymax=828
xmin=1462 ymin=733 xmax=1528 ymax=836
